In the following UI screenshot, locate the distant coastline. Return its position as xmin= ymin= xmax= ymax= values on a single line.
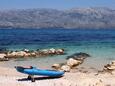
xmin=0 ymin=7 xmax=115 ymax=29
xmin=0 ymin=27 xmax=115 ymax=30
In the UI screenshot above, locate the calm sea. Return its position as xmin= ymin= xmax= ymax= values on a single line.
xmin=0 ymin=28 xmax=115 ymax=69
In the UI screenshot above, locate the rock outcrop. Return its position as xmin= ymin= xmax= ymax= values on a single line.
xmin=52 ymin=52 xmax=90 ymax=72
xmin=0 ymin=48 xmax=64 ymax=61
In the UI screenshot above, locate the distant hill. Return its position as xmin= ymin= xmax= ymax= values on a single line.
xmin=0 ymin=7 xmax=115 ymax=29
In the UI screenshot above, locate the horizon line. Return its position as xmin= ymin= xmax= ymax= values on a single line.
xmin=0 ymin=6 xmax=115 ymax=11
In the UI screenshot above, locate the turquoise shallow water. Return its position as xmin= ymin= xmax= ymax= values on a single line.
xmin=0 ymin=28 xmax=115 ymax=69
xmin=1 ymin=43 xmax=115 ymax=69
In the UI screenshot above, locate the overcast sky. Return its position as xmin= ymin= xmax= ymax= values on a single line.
xmin=0 ymin=0 xmax=115 ymax=10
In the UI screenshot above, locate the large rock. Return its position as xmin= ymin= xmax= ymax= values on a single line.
xmin=52 ymin=64 xmax=61 ymax=70
xmin=0 ymin=53 xmax=8 ymax=61
xmin=67 ymin=58 xmax=81 ymax=68
xmin=108 ymin=61 xmax=115 ymax=70
xmin=61 ymin=65 xmax=71 ymax=72
xmin=8 ymin=51 xmax=17 ymax=56
xmin=56 ymin=49 xmax=64 ymax=55
xmin=6 ymin=51 xmax=29 ymax=58
xmin=104 ymin=60 xmax=115 ymax=71
xmin=107 ymin=65 xmax=115 ymax=70
xmin=30 ymin=52 xmax=36 ymax=57
xmin=66 ymin=52 xmax=90 ymax=60
xmin=6 ymin=52 xmax=17 ymax=58
xmin=0 ymin=54 xmax=6 ymax=58
xmin=49 ymin=48 xmax=56 ymax=54
xmin=16 ymin=51 xmax=27 ymax=57
xmin=41 ymin=49 xmax=49 ymax=55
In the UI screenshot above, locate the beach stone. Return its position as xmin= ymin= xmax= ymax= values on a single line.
xmin=6 ymin=51 xmax=18 ymax=58
xmin=0 ymin=54 xmax=6 ymax=59
xmin=41 ymin=49 xmax=49 ymax=54
xmin=0 ymin=58 xmax=9 ymax=61
xmin=10 ymin=51 xmax=17 ymax=56
xmin=106 ymin=61 xmax=115 ymax=70
xmin=25 ymin=53 xmax=30 ymax=57
xmin=49 ymin=48 xmax=56 ymax=53
xmin=0 ymin=54 xmax=8 ymax=61
xmin=61 ymin=65 xmax=71 ymax=72
xmin=103 ymin=61 xmax=115 ymax=74
xmin=67 ymin=58 xmax=81 ymax=67
xmin=30 ymin=52 xmax=36 ymax=56
xmin=56 ymin=49 xmax=64 ymax=54
xmin=52 ymin=64 xmax=61 ymax=70
xmin=107 ymin=65 xmax=115 ymax=70
xmin=16 ymin=51 xmax=27 ymax=57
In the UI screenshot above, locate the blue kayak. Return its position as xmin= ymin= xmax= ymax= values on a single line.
xmin=15 ymin=66 xmax=64 ymax=77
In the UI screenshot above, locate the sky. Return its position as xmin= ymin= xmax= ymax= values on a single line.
xmin=0 ymin=0 xmax=115 ymax=10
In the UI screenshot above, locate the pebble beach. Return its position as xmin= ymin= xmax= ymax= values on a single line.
xmin=0 ymin=66 xmax=115 ymax=86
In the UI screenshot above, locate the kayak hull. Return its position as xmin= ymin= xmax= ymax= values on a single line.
xmin=15 ymin=66 xmax=64 ymax=77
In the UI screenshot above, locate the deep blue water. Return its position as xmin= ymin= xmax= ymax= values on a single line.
xmin=0 ymin=28 xmax=115 ymax=49
xmin=0 ymin=28 xmax=115 ymax=68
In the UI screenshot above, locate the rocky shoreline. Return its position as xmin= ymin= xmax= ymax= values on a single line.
xmin=0 ymin=48 xmax=64 ymax=61
xmin=1 ymin=48 xmax=115 ymax=85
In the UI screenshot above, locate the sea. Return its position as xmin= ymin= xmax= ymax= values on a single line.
xmin=0 ymin=28 xmax=115 ymax=69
